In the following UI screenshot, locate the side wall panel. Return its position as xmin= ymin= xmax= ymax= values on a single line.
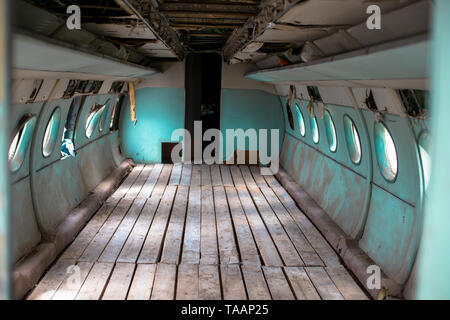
xmin=10 ymin=93 xmax=124 ymax=263
xmin=279 ymin=85 xmax=425 ymax=285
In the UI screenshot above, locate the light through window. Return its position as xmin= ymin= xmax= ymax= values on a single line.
xmin=310 ymin=116 xmax=319 ymax=144
xmin=42 ymin=107 xmax=61 ymax=157
xmin=343 ymin=115 xmax=362 ymax=164
xmin=374 ymin=122 xmax=398 ymax=182
xmin=9 ymin=115 xmax=37 ymax=172
xmin=85 ymin=103 xmax=107 ymax=138
xmin=324 ymin=110 xmax=337 ymax=152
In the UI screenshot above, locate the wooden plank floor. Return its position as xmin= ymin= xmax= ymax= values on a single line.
xmin=28 ymin=164 xmax=368 ymax=300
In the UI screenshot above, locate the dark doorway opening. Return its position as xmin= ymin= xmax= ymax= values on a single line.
xmin=185 ymin=53 xmax=222 ymax=161
xmin=161 ymin=142 xmax=182 ymax=164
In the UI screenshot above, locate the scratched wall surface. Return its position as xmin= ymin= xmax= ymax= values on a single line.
xmin=280 ymin=94 xmax=427 ymax=285
xmin=9 ymin=93 xmax=124 ymax=263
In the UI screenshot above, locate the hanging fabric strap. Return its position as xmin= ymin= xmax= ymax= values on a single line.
xmin=129 ymin=82 xmax=137 ymax=124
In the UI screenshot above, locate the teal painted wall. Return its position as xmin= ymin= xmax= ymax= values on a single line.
xmin=221 ymin=89 xmax=284 ymax=160
xmin=417 ymin=0 xmax=450 ymax=299
xmin=9 ymin=93 xmax=123 ymax=263
xmin=120 ymin=87 xmax=185 ymax=163
xmin=119 ymin=87 xmax=284 ymax=164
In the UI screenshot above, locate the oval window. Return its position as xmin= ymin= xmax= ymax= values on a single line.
xmin=42 ymin=107 xmax=61 ymax=157
xmin=295 ymin=104 xmax=306 ymax=136
xmin=343 ymin=115 xmax=362 ymax=164
xmin=98 ymin=104 xmax=109 ymax=133
xmin=286 ymin=103 xmax=294 ymax=130
xmin=324 ymin=110 xmax=337 ymax=152
xmin=310 ymin=115 xmax=319 ymax=144
xmin=85 ymin=103 xmax=106 ymax=138
xmin=8 ymin=115 xmax=37 ymax=172
xmin=374 ymin=122 xmax=398 ymax=182
xmin=418 ymin=131 xmax=431 ymax=191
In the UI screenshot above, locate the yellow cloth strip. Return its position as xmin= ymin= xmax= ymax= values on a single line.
xmin=129 ymin=82 xmax=136 ymax=122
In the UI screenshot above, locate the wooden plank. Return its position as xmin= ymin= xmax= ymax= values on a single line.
xmin=284 ymin=267 xmax=321 ymax=300
xmin=28 ymin=259 xmax=76 ymax=300
xmin=260 ymin=186 xmax=323 ymax=266
xmin=79 ymin=199 xmax=133 ymax=262
xmin=75 ymin=262 xmax=114 ymax=300
xmin=241 ymin=264 xmax=271 ymax=300
xmin=239 ymin=165 xmax=258 ymax=188
xmin=52 ymin=262 xmax=93 ymax=300
xmin=151 ymin=263 xmax=177 ymax=300
xmin=160 ymin=186 xmax=189 ymax=264
xmin=117 ymin=195 xmax=161 ymax=263
xmin=201 ymin=164 xmax=212 ymax=186
xmin=220 ymin=264 xmax=247 ymax=300
xmin=181 ymin=186 xmax=201 ymax=264
xmin=169 ymin=163 xmax=182 ymax=185
xmin=98 ymin=198 xmax=146 ymax=263
xmin=138 ymin=186 xmax=178 ymax=263
xmin=136 ymin=163 xmax=163 ymax=198
xmin=224 ymin=187 xmax=260 ymax=266
xmin=220 ymin=165 xmax=234 ymax=186
xmin=61 ymin=198 xmax=120 ymax=259
xmin=270 ymin=186 xmax=341 ymax=266
xmin=305 ymin=267 xmax=344 ymax=300
xmin=211 ymin=164 xmax=222 ymax=186
xmin=199 ymin=264 xmax=221 ymax=300
xmin=124 ymin=164 xmax=153 ymax=199
xmin=191 ymin=164 xmax=201 ymax=186
xmin=127 ymin=264 xmax=157 ymax=300
xmin=236 ymin=187 xmax=283 ymax=266
xmin=111 ymin=165 xmax=144 ymax=198
xmin=325 ymin=266 xmax=368 ymax=300
xmin=214 ymin=186 xmax=239 ymax=264
xmin=250 ymin=165 xmax=268 ymax=188
xmin=262 ymin=266 xmax=295 ymax=300
xmin=102 ymin=263 xmax=135 ymax=300
xmin=200 ymin=186 xmax=218 ymax=264
xmin=180 ymin=164 xmax=192 ymax=186
xmin=230 ymin=165 xmax=245 ymax=187
xmin=156 ymin=164 xmax=173 ymax=187
xmin=176 ymin=264 xmax=199 ymax=300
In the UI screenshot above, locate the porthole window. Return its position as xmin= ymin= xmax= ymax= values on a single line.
xmin=343 ymin=115 xmax=362 ymax=164
xmin=286 ymin=103 xmax=294 ymax=130
xmin=8 ymin=115 xmax=37 ymax=172
xmin=110 ymin=95 xmax=124 ymax=131
xmin=295 ymin=104 xmax=306 ymax=136
xmin=324 ymin=110 xmax=337 ymax=152
xmin=98 ymin=103 xmax=110 ymax=133
xmin=310 ymin=115 xmax=319 ymax=144
xmin=418 ymin=131 xmax=431 ymax=191
xmin=85 ymin=103 xmax=107 ymax=138
xmin=42 ymin=107 xmax=61 ymax=157
xmin=374 ymin=122 xmax=398 ymax=182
